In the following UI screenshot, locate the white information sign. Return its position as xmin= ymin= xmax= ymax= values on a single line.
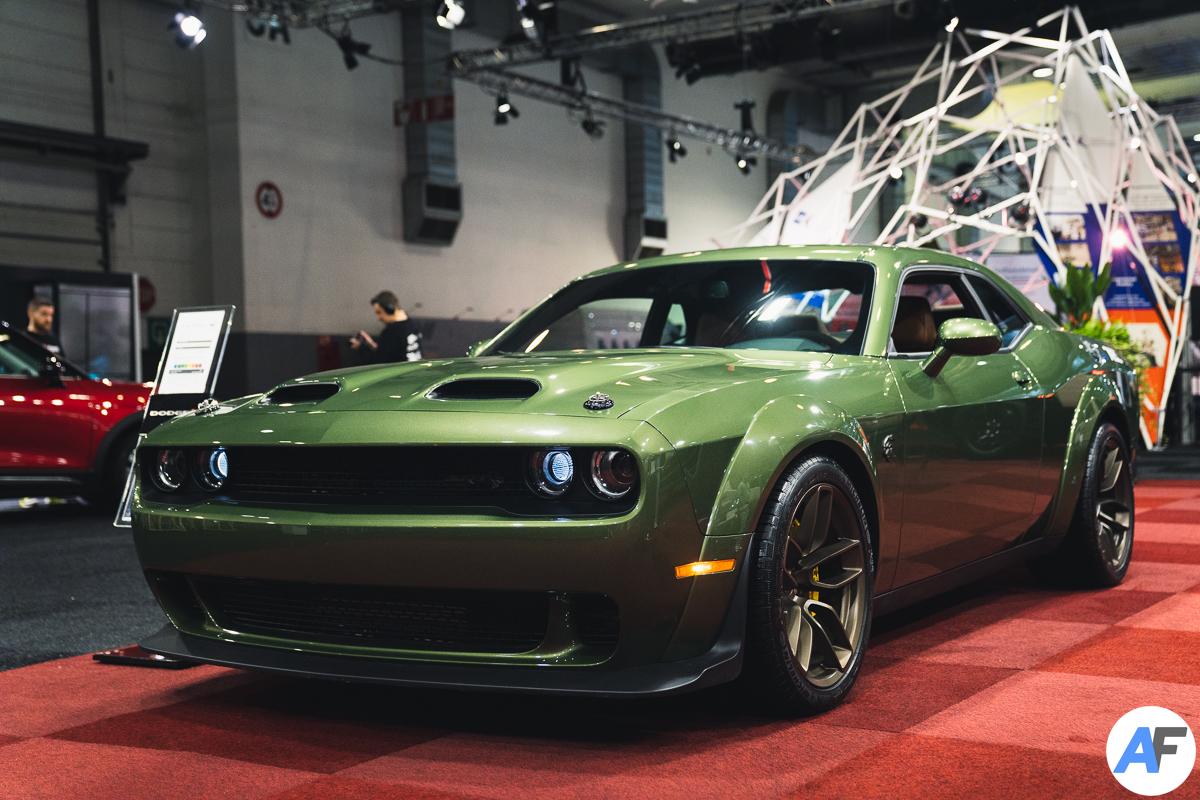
xmin=155 ymin=309 xmax=229 ymax=396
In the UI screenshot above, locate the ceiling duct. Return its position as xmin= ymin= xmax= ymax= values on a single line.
xmin=400 ymin=4 xmax=461 ymax=245
xmin=622 ymin=47 xmax=667 ymax=260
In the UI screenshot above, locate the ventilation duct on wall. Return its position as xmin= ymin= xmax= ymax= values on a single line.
xmin=622 ymin=47 xmax=667 ymax=260
xmin=400 ymin=5 xmax=461 ymax=245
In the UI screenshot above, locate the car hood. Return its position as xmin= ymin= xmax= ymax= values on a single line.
xmin=265 ymin=349 xmax=834 ymax=420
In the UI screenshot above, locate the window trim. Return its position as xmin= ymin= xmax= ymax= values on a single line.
xmin=884 ymin=265 xmax=1033 ymax=359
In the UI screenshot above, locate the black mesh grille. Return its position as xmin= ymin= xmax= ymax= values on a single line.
xmin=190 ymin=577 xmax=552 ymax=653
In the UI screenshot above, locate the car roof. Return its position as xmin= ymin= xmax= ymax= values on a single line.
xmin=577 ymin=244 xmax=988 ymax=281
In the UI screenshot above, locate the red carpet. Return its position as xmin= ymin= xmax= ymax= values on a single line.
xmin=2 ymin=480 xmax=1198 ymax=799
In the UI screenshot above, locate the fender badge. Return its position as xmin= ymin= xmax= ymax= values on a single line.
xmin=880 ymin=434 xmax=897 ymax=462
xmin=583 ymin=392 xmax=614 ymax=411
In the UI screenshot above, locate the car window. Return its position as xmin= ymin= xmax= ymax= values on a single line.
xmin=968 ymin=276 xmax=1029 ymax=348
xmin=0 ymin=334 xmax=41 ymax=377
xmin=492 ymin=260 xmax=874 ymax=356
xmin=891 ymin=272 xmax=986 ymax=354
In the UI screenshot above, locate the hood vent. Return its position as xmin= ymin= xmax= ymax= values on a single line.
xmin=262 ymin=382 xmax=340 ymax=405
xmin=427 ymin=378 xmax=539 ymax=401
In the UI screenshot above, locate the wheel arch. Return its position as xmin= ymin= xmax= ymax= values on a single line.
xmin=92 ymin=411 xmax=141 ymax=475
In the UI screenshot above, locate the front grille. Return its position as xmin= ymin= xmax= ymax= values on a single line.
xmin=190 ymin=576 xmax=552 ymax=653
xmin=140 ymin=446 xmax=637 ymax=515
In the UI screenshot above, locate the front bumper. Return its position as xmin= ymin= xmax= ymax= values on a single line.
xmin=132 ymin=413 xmax=752 ymax=692
xmin=140 ymin=552 xmax=750 ymax=697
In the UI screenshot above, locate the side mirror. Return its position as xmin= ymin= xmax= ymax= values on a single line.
xmin=41 ymin=355 xmax=66 ymax=387
xmin=466 ymin=340 xmax=488 ymax=358
xmin=921 ymin=318 xmax=1002 ymax=377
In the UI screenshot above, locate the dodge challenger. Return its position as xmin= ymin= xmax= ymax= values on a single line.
xmin=132 ymin=245 xmax=1137 ymax=713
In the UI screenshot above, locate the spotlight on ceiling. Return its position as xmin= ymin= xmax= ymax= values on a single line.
xmin=1032 ymin=66 xmax=1054 ymax=79
xmin=581 ymin=113 xmax=605 ymax=139
xmin=335 ymin=25 xmax=371 ymax=70
xmin=888 ymin=165 xmax=904 ymax=182
xmin=517 ymin=0 xmax=556 ymax=44
xmin=736 ymin=154 xmax=757 ymax=174
xmin=1011 ymin=203 xmax=1031 ymax=225
xmin=944 ymin=16 xmax=959 ymax=33
xmin=911 ymin=213 xmax=929 ymax=230
xmin=171 ymin=10 xmax=206 ymax=48
xmin=1128 ymin=135 xmax=1142 ymax=151
xmin=666 ymin=135 xmax=687 ymax=163
xmin=436 ymin=0 xmax=466 ymax=30
xmin=494 ymin=93 xmax=518 ymax=125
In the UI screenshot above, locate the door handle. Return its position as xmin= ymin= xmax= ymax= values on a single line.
xmin=1012 ymin=370 xmax=1032 ymax=386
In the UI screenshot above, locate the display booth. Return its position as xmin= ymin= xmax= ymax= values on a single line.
xmin=726 ymin=7 xmax=1199 ymax=447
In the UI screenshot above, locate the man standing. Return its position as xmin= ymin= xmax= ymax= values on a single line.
xmin=26 ymin=298 xmax=64 ymax=357
xmin=350 ymin=290 xmax=422 ymax=363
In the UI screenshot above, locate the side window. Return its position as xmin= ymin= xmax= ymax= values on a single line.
xmin=0 ymin=335 xmax=41 ymax=377
xmin=968 ymin=276 xmax=1029 ymax=348
xmin=660 ymin=303 xmax=688 ymax=345
xmin=891 ymin=272 xmax=984 ymax=354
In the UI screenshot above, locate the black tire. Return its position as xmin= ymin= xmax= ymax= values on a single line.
xmin=88 ymin=433 xmax=137 ymax=512
xmin=742 ymin=455 xmax=875 ymax=715
xmin=1037 ymin=422 xmax=1134 ymax=587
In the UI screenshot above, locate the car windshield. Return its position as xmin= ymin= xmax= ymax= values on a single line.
xmin=489 ymin=259 xmax=874 ymax=356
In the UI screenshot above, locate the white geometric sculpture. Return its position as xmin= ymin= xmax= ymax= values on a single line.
xmin=727 ymin=6 xmax=1199 ymax=448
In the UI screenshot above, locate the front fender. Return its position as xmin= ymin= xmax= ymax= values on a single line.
xmin=704 ymin=394 xmax=877 ymax=540
xmin=1045 ymin=372 xmax=1128 ymax=538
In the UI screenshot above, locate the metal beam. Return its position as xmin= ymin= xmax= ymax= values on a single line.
xmin=449 ymin=0 xmax=894 ymax=76
xmin=461 ymin=68 xmax=810 ymax=163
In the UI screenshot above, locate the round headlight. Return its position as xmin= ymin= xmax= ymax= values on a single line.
xmin=153 ymin=448 xmax=188 ymax=492
xmin=530 ymin=448 xmax=574 ymax=497
xmin=196 ymin=447 xmax=229 ymax=491
xmin=588 ymin=449 xmax=638 ymax=500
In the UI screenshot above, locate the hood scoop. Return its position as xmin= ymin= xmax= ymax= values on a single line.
xmin=262 ymin=382 xmax=340 ymax=405
xmin=427 ymin=378 xmax=539 ymax=401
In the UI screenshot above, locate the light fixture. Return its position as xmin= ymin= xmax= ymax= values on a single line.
xmin=435 ymin=0 xmax=465 ymax=30
xmin=1128 ymin=135 xmax=1142 ymax=150
xmin=1014 ymin=151 xmax=1028 ymax=166
xmin=1193 ymin=133 xmax=1200 ymax=143
xmin=171 ymin=10 xmax=206 ymax=48
xmin=530 ymin=449 xmax=574 ymax=497
xmin=1188 ymin=173 xmax=1198 ymax=184
xmin=494 ymin=93 xmax=518 ymax=125
xmin=944 ymin=16 xmax=959 ymax=33
xmin=517 ymin=0 xmax=556 ymax=44
xmin=666 ymin=134 xmax=687 ymax=163
xmin=1110 ymin=227 xmax=1130 ymax=250
xmin=888 ymin=165 xmax=904 ymax=181
xmin=196 ymin=447 xmax=229 ymax=491
xmin=736 ymin=154 xmax=757 ymax=174
xmin=1032 ymin=66 xmax=1054 ymax=79
xmin=581 ymin=113 xmax=605 ymax=139
xmin=335 ymin=25 xmax=371 ymax=70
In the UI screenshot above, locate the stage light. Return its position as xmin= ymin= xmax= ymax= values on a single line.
xmin=1014 ymin=151 xmax=1028 ymax=166
xmin=517 ymin=0 xmax=556 ymax=44
xmin=335 ymin=26 xmax=371 ymax=70
xmin=1032 ymin=66 xmax=1053 ymax=78
xmin=1011 ymin=203 xmax=1031 ymax=225
xmin=171 ymin=10 xmax=206 ymax=48
xmin=435 ymin=0 xmax=465 ymax=30
xmin=888 ymin=165 xmax=903 ymax=181
xmin=944 ymin=16 xmax=959 ymax=33
xmin=1188 ymin=173 xmax=1198 ymax=184
xmin=911 ymin=213 xmax=929 ymax=230
xmin=581 ymin=114 xmax=605 ymax=139
xmin=1193 ymin=133 xmax=1200 ymax=143
xmin=1128 ymin=136 xmax=1142 ymax=150
xmin=736 ymin=154 xmax=757 ymax=174
xmin=1110 ymin=227 xmax=1129 ymax=250
xmin=494 ymin=93 xmax=518 ymax=125
xmin=666 ymin=135 xmax=687 ymax=163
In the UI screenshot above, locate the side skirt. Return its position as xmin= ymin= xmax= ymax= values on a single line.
xmin=872 ymin=537 xmax=1059 ymax=617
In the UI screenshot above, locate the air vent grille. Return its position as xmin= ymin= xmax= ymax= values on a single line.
xmin=427 ymin=378 xmax=539 ymax=401
xmin=263 ymin=383 xmax=340 ymax=405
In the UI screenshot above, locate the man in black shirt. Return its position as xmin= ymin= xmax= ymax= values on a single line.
xmin=26 ymin=298 xmax=64 ymax=357
xmin=350 ymin=290 xmax=423 ymax=363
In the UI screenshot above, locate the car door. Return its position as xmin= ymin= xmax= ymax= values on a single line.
xmin=0 ymin=331 xmax=96 ymax=475
xmin=886 ymin=268 xmax=1044 ymax=587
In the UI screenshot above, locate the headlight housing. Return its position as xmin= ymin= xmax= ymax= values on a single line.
xmin=587 ymin=449 xmax=638 ymax=500
xmin=529 ymin=448 xmax=574 ymax=497
xmin=152 ymin=449 xmax=188 ymax=492
xmin=195 ymin=447 xmax=229 ymax=491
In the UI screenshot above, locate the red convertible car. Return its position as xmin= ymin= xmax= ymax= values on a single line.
xmin=0 ymin=320 xmax=147 ymax=507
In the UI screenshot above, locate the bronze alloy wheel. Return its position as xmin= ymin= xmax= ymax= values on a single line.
xmin=1095 ymin=430 xmax=1134 ymax=573
xmin=780 ymin=483 xmax=868 ymax=688
xmin=744 ymin=456 xmax=874 ymax=713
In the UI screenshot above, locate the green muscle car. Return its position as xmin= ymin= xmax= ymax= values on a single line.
xmin=133 ymin=245 xmax=1138 ymax=713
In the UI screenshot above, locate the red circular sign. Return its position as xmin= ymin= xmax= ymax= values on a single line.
xmin=255 ymin=181 xmax=283 ymax=219
xmin=138 ymin=276 xmax=156 ymax=313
